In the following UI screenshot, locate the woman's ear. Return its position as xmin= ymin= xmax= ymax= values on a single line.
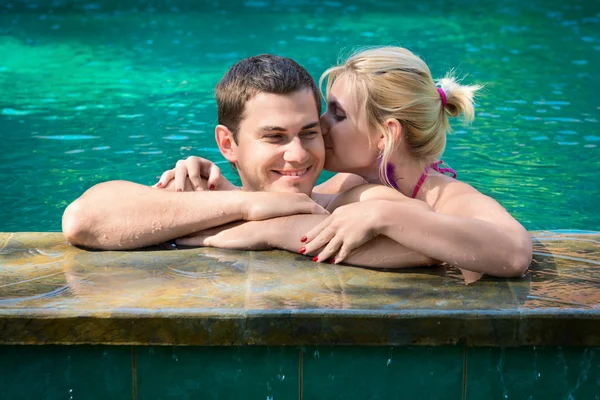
xmin=215 ymin=125 xmax=238 ymax=164
xmin=378 ymin=118 xmax=403 ymax=150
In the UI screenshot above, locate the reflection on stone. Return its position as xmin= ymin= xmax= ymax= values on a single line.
xmin=0 ymin=231 xmax=598 ymax=346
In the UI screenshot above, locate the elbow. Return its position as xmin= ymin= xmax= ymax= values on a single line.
xmin=62 ymin=200 xmax=93 ymax=247
xmin=506 ymin=234 xmax=533 ymax=277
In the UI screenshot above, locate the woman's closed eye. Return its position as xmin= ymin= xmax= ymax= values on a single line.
xmin=334 ymin=113 xmax=346 ymax=122
xmin=328 ymin=101 xmax=347 ymax=122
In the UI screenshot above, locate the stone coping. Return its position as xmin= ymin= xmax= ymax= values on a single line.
xmin=0 ymin=231 xmax=598 ymax=346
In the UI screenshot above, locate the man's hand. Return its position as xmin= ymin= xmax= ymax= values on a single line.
xmin=243 ymin=192 xmax=329 ymax=221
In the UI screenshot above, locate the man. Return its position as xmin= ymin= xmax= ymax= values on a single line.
xmin=63 ymin=55 xmax=434 ymax=268
xmin=63 ymin=55 xmax=328 ymax=249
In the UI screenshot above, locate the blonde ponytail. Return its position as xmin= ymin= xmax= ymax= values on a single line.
xmin=437 ymin=74 xmax=481 ymax=123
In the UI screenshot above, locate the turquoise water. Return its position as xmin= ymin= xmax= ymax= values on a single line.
xmin=0 ymin=0 xmax=598 ymax=232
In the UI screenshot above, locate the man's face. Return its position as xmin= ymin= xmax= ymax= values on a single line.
xmin=227 ymin=89 xmax=324 ymax=196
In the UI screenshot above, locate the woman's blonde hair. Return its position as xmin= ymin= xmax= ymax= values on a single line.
xmin=319 ymin=46 xmax=481 ymax=187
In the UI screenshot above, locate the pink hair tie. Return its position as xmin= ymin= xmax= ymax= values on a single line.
xmin=437 ymin=87 xmax=447 ymax=107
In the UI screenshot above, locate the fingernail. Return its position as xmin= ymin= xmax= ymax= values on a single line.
xmin=156 ymin=182 xmax=163 ymax=187
xmin=312 ymin=256 xmax=319 ymax=262
xmin=177 ymin=188 xmax=182 ymax=192
xmin=209 ymin=184 xmax=215 ymax=190
xmin=300 ymin=236 xmax=307 ymax=243
xmin=330 ymin=259 xmax=335 ymax=264
xmin=299 ymin=247 xmax=306 ymax=254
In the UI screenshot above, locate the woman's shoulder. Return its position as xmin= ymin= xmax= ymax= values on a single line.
xmin=432 ymin=176 xmax=501 ymax=216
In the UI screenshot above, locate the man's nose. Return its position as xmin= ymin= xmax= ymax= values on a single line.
xmin=283 ymin=137 xmax=310 ymax=164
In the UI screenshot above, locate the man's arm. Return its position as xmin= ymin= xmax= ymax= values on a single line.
xmin=62 ymin=180 xmax=247 ymax=250
xmin=62 ymin=180 xmax=324 ymax=250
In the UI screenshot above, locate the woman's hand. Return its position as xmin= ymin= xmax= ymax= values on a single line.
xmin=154 ymin=156 xmax=238 ymax=192
xmin=300 ymin=200 xmax=387 ymax=264
xmin=176 ymin=221 xmax=270 ymax=250
xmin=244 ymin=192 xmax=329 ymax=221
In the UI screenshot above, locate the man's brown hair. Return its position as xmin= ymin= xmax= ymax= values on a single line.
xmin=215 ymin=54 xmax=321 ymax=142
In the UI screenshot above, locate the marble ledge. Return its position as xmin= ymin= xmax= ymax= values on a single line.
xmin=0 ymin=231 xmax=598 ymax=347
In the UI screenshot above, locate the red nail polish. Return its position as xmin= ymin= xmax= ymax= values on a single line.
xmin=156 ymin=182 xmax=163 ymax=187
xmin=299 ymin=247 xmax=306 ymax=254
xmin=312 ymin=256 xmax=319 ymax=262
xmin=330 ymin=259 xmax=335 ymax=264
xmin=177 ymin=188 xmax=182 ymax=192
xmin=209 ymin=184 xmax=215 ymax=190
xmin=300 ymin=236 xmax=307 ymax=243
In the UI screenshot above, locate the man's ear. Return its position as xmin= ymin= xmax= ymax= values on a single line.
xmin=379 ymin=118 xmax=403 ymax=151
xmin=215 ymin=124 xmax=238 ymax=164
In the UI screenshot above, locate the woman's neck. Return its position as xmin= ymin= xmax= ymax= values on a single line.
xmin=358 ymin=155 xmax=429 ymax=198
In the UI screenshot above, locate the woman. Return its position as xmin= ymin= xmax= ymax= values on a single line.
xmin=156 ymin=46 xmax=532 ymax=279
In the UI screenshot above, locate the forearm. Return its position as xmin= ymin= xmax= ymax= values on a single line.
xmin=62 ymin=180 xmax=244 ymax=250
xmin=378 ymin=205 xmax=532 ymax=277
xmin=262 ymin=215 xmax=436 ymax=268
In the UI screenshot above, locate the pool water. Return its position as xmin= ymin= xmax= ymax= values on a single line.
xmin=0 ymin=0 xmax=598 ymax=232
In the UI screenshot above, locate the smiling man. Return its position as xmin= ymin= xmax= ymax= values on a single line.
xmin=62 ymin=55 xmax=329 ymax=250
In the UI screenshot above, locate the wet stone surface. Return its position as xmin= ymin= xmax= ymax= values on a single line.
xmin=0 ymin=231 xmax=598 ymax=346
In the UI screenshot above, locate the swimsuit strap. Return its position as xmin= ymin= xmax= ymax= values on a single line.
xmin=411 ymin=161 xmax=457 ymax=199
xmin=430 ymin=160 xmax=457 ymax=178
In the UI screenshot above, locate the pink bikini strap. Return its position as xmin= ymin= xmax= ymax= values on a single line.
xmin=411 ymin=165 xmax=430 ymax=199
xmin=430 ymin=160 xmax=457 ymax=178
xmin=411 ymin=161 xmax=457 ymax=199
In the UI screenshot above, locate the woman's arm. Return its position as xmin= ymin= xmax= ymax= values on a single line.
xmin=375 ymin=192 xmax=532 ymax=277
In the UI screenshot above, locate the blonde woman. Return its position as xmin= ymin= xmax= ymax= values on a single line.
xmin=157 ymin=46 xmax=532 ymax=279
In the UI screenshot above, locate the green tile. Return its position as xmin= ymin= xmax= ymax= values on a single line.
xmin=302 ymin=346 xmax=464 ymax=400
xmin=136 ymin=346 xmax=299 ymax=400
xmin=0 ymin=345 xmax=132 ymax=400
xmin=466 ymin=347 xmax=600 ymax=399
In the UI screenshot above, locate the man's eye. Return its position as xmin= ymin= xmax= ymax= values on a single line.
xmin=301 ymin=131 xmax=319 ymax=138
xmin=264 ymin=135 xmax=284 ymax=140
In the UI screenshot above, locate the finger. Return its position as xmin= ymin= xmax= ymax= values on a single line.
xmin=334 ymin=232 xmax=376 ymax=264
xmin=185 ymin=158 xmax=206 ymax=191
xmin=174 ymin=160 xmax=188 ymax=192
xmin=315 ymin=237 xmax=343 ymax=263
xmin=302 ymin=217 xmax=332 ymax=244
xmin=175 ymin=234 xmax=210 ymax=247
xmin=204 ymin=163 xmax=222 ymax=191
xmin=156 ymin=169 xmax=175 ymax=188
xmin=332 ymin=243 xmax=351 ymax=264
xmin=302 ymin=226 xmax=336 ymax=255
xmin=311 ymin=202 xmax=330 ymax=215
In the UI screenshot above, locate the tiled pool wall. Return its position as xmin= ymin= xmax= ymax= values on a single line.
xmin=1 ymin=344 xmax=599 ymax=399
